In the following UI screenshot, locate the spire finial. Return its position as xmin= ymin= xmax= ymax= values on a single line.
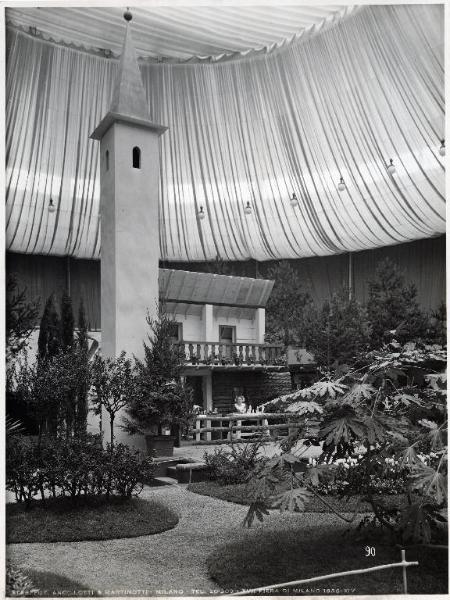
xmin=124 ymin=8 xmax=132 ymax=22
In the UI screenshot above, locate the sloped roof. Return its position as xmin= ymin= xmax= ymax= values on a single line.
xmin=159 ymin=269 xmax=274 ymax=308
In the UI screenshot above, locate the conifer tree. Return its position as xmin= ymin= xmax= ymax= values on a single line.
xmin=77 ymin=298 xmax=88 ymax=354
xmin=367 ymin=258 xmax=427 ymax=348
xmin=37 ymin=294 xmax=61 ymax=360
xmin=265 ymin=261 xmax=314 ymax=346
xmin=125 ymin=308 xmax=192 ymax=437
xmin=60 ymin=290 xmax=74 ymax=350
xmin=306 ymin=289 xmax=370 ymax=368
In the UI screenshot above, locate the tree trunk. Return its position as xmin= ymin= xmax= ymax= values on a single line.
xmin=110 ymin=414 xmax=115 ymax=453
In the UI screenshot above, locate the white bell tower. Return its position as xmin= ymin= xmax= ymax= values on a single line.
xmin=90 ymin=10 xmax=167 ymax=449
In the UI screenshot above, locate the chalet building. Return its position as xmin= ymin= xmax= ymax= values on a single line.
xmin=160 ymin=268 xmax=291 ymax=413
xmin=12 ymin=264 xmax=293 ymax=419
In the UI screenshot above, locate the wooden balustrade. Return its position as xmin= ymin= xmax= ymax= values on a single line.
xmin=192 ymin=412 xmax=303 ymax=442
xmin=175 ymin=341 xmax=286 ymax=367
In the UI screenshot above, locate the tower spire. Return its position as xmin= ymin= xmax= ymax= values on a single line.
xmin=90 ymin=9 xmax=166 ymax=140
xmin=109 ymin=11 xmax=149 ymax=121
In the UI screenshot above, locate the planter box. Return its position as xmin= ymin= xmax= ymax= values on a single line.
xmin=145 ymin=434 xmax=176 ymax=458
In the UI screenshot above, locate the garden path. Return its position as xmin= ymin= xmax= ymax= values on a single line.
xmin=7 ymin=485 xmax=348 ymax=596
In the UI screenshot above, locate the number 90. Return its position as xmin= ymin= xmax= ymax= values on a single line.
xmin=365 ymin=546 xmax=376 ymax=557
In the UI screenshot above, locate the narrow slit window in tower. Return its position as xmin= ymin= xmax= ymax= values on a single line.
xmin=105 ymin=150 xmax=109 ymax=171
xmin=132 ymin=146 xmax=141 ymax=169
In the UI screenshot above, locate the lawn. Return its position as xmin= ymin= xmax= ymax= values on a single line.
xmin=6 ymin=495 xmax=179 ymax=543
xmin=207 ymin=527 xmax=448 ymax=595
xmin=188 ymin=480 xmax=408 ymax=514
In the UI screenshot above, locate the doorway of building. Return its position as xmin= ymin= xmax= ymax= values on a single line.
xmin=219 ymin=325 xmax=236 ymax=359
xmin=185 ymin=376 xmax=204 ymax=410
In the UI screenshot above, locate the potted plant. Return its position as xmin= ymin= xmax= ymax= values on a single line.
xmin=233 ymin=351 xmax=242 ymax=366
xmin=124 ymin=310 xmax=193 ymax=457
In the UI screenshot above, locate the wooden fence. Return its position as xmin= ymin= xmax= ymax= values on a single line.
xmin=231 ymin=549 xmax=418 ymax=596
xmin=193 ymin=413 xmax=309 ymax=442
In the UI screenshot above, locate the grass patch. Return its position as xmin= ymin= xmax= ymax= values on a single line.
xmin=188 ymin=480 xmax=408 ymax=513
xmin=207 ymin=527 xmax=448 ymax=595
xmin=7 ymin=495 xmax=178 ymax=543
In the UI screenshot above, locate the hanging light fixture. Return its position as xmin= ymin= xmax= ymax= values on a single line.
xmin=197 ymin=206 xmax=205 ymax=220
xmin=387 ymin=158 xmax=396 ymax=175
xmin=289 ymin=192 xmax=298 ymax=207
xmin=244 ymin=201 xmax=252 ymax=215
xmin=439 ymin=139 xmax=445 ymax=157
xmin=48 ymin=198 xmax=56 ymax=213
xmin=337 ymin=176 xmax=346 ymax=192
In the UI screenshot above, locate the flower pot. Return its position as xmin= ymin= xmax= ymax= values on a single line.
xmin=145 ymin=434 xmax=176 ymax=458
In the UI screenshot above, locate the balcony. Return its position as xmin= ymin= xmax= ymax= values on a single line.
xmin=175 ymin=341 xmax=286 ymax=369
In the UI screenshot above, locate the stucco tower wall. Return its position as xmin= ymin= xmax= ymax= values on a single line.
xmin=100 ymin=122 xmax=161 ymax=450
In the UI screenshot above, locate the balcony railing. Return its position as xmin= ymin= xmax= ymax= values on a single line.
xmin=175 ymin=341 xmax=286 ymax=367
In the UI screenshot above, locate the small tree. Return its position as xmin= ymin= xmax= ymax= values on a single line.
xmin=75 ymin=299 xmax=89 ymax=435
xmin=6 ymin=274 xmax=39 ymax=362
xmin=37 ymin=294 xmax=61 ymax=360
xmin=90 ymin=352 xmax=134 ymax=451
xmin=367 ymin=258 xmax=427 ymax=348
xmin=125 ymin=310 xmax=193 ymax=436
xmin=305 ymin=290 xmax=370 ymax=369
xmin=6 ymin=275 xmax=40 ymax=432
xmin=265 ymin=261 xmax=314 ymax=346
xmin=15 ymin=350 xmax=86 ymax=443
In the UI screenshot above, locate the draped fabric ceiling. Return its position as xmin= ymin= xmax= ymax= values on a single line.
xmin=5 ymin=4 xmax=445 ymax=262
xmin=5 ymin=4 xmax=349 ymax=62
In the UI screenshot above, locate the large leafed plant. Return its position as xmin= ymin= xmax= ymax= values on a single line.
xmin=243 ymin=341 xmax=447 ymax=544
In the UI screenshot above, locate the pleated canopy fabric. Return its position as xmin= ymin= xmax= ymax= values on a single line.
xmin=5 ymin=4 xmax=445 ymax=262
xmin=5 ymin=5 xmax=350 ymax=62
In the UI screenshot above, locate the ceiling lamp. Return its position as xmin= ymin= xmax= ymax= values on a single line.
xmin=337 ymin=176 xmax=346 ymax=192
xmin=289 ymin=192 xmax=298 ymax=207
xmin=387 ymin=158 xmax=396 ymax=175
xmin=48 ymin=198 xmax=56 ymax=213
xmin=439 ymin=140 xmax=445 ymax=157
xmin=244 ymin=201 xmax=252 ymax=215
xmin=197 ymin=206 xmax=205 ymax=220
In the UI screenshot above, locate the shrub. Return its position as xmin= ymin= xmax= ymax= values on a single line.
xmin=109 ymin=443 xmax=154 ymax=497
xmin=6 ymin=434 xmax=154 ymax=503
xmin=204 ymin=442 xmax=265 ymax=485
xmin=6 ymin=435 xmax=42 ymax=505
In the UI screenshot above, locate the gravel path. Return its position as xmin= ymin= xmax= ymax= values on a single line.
xmin=7 ymin=485 xmax=349 ymax=596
